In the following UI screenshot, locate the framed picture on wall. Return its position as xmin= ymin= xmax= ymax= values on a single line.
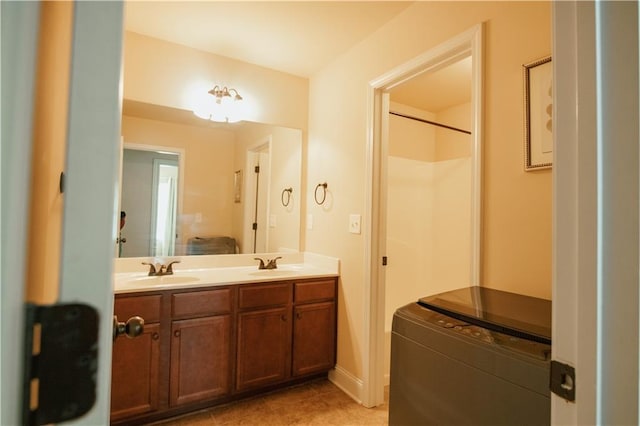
xmin=524 ymin=56 xmax=553 ymax=171
xmin=234 ymin=170 xmax=242 ymax=203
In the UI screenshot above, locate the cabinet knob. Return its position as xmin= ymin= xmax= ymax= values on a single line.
xmin=174 ymin=330 xmax=181 ymax=338
xmin=152 ymin=332 xmax=160 ymax=340
xmin=281 ymin=315 xmax=287 ymax=322
xmin=296 ymin=312 xmax=302 ymax=320
xmin=113 ymin=315 xmax=144 ymax=341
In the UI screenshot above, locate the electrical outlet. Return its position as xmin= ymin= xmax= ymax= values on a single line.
xmin=349 ymin=214 xmax=361 ymax=234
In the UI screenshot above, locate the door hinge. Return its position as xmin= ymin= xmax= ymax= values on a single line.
xmin=23 ymin=303 xmax=99 ymax=425
xmin=254 ymin=165 xmax=260 ymax=173
xmin=382 ymin=256 xmax=388 ymax=266
xmin=550 ymin=360 xmax=576 ymax=402
xmin=252 ymin=222 xmax=258 ymax=230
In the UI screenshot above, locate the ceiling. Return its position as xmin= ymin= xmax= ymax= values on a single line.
xmin=124 ymin=1 xmax=413 ymax=78
xmin=124 ymin=1 xmax=470 ymax=117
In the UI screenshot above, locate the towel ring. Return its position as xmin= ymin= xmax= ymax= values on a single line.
xmin=314 ymin=182 xmax=328 ymax=205
xmin=281 ymin=188 xmax=293 ymax=207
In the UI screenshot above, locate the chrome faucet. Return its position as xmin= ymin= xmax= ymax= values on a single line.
xmin=142 ymin=260 xmax=181 ymax=276
xmin=254 ymin=256 xmax=282 ymax=270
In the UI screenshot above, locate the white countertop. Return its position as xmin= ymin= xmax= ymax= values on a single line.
xmin=114 ymin=252 xmax=339 ymax=294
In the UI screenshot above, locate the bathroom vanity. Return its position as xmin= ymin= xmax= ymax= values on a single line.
xmin=110 ymin=255 xmax=338 ymax=425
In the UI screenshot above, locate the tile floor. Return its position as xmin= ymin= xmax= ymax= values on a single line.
xmin=150 ymin=379 xmax=389 ymax=426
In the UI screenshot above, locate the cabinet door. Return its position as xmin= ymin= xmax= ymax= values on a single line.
xmin=292 ymin=301 xmax=336 ymax=377
xmin=170 ymin=315 xmax=232 ymax=406
xmin=236 ymin=306 xmax=291 ymax=391
xmin=110 ymin=323 xmax=161 ymax=421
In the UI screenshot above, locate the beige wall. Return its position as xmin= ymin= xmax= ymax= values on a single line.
xmin=121 ymin=115 xmax=236 ymax=252
xmin=435 ymin=102 xmax=472 ymax=160
xmin=123 ymin=31 xmax=309 ymax=131
xmin=122 ymin=32 xmax=309 ymax=255
xmin=307 ymin=1 xmax=552 ymax=379
xmin=26 ymin=1 xmax=73 ymax=304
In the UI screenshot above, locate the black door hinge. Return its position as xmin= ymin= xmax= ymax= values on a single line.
xmin=252 ymin=222 xmax=258 ymax=230
xmin=382 ymin=256 xmax=388 ymax=266
xmin=23 ymin=303 xmax=99 ymax=425
xmin=550 ymin=360 xmax=576 ymax=402
xmin=255 ymin=166 xmax=260 ymax=173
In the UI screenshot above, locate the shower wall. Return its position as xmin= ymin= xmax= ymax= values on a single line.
xmin=384 ymin=101 xmax=472 ymax=379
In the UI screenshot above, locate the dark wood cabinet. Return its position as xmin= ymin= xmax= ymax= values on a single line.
xmin=170 ymin=315 xmax=232 ymax=406
xmin=293 ymin=301 xmax=336 ymax=376
xmin=111 ymin=277 xmax=337 ymax=425
xmin=169 ymin=288 xmax=233 ymax=406
xmin=292 ymin=279 xmax=337 ymax=377
xmin=236 ymin=306 xmax=291 ymax=391
xmin=236 ymin=282 xmax=292 ymax=392
xmin=111 ymin=295 xmax=162 ymax=421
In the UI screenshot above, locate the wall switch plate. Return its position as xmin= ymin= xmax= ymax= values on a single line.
xmin=269 ymin=214 xmax=277 ymax=228
xmin=349 ymin=214 xmax=361 ymax=234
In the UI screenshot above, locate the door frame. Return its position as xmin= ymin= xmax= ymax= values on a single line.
xmin=0 ymin=2 xmax=41 ymax=423
xmin=122 ymin=142 xmax=185 ymax=256
xmin=552 ymin=1 xmax=639 ymax=424
xmin=56 ymin=2 xmax=125 ymax=424
xmin=362 ymin=24 xmax=484 ymax=407
xmin=0 ymin=2 xmax=124 ymax=424
xmin=243 ymin=137 xmax=272 ymax=253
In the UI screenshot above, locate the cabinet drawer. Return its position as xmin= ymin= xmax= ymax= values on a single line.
xmin=238 ymin=282 xmax=291 ymax=310
xmin=294 ymin=279 xmax=336 ymax=303
xmin=114 ymin=294 xmax=161 ymax=323
xmin=172 ymin=288 xmax=232 ymax=318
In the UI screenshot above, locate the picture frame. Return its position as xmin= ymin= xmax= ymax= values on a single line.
xmin=234 ymin=170 xmax=242 ymax=203
xmin=524 ymin=56 xmax=553 ymax=171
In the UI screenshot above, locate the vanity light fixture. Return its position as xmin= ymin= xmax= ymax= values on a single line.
xmin=193 ymin=85 xmax=243 ymax=123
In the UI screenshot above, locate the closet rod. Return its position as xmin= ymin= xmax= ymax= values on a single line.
xmin=389 ymin=111 xmax=471 ymax=135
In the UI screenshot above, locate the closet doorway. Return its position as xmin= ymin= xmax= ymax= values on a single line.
xmin=364 ymin=24 xmax=484 ymax=407
xmin=383 ymin=59 xmax=474 ymax=382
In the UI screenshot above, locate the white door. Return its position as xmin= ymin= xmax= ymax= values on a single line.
xmin=52 ymin=2 xmax=124 ymax=424
xmin=552 ymin=1 xmax=639 ymax=425
xmin=0 ymin=2 xmax=124 ymax=424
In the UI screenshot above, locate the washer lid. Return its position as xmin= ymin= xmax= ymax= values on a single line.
xmin=418 ymin=286 xmax=552 ymax=345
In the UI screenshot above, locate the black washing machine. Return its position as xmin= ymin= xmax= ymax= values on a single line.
xmin=388 ymin=286 xmax=551 ymax=425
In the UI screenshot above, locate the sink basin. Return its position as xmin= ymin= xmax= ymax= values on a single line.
xmin=132 ymin=275 xmax=199 ymax=285
xmin=248 ymin=270 xmax=298 ymax=277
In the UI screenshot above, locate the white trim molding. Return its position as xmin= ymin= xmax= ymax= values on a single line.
xmin=363 ymin=23 xmax=484 ymax=408
xmin=328 ymin=365 xmax=365 ymax=404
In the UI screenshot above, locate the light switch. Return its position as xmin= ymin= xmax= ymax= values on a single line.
xmin=349 ymin=214 xmax=361 ymax=234
xmin=270 ymin=214 xmax=277 ymax=228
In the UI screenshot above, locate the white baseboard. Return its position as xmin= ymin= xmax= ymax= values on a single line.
xmin=328 ymin=365 xmax=364 ymax=404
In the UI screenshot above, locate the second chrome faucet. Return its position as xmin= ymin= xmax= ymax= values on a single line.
xmin=142 ymin=260 xmax=181 ymax=276
xmin=254 ymin=256 xmax=282 ymax=270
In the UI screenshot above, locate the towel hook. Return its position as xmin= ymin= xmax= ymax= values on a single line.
xmin=314 ymin=182 xmax=328 ymax=205
xmin=281 ymin=187 xmax=293 ymax=207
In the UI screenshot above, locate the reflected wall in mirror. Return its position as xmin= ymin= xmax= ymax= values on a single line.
xmin=121 ymin=147 xmax=182 ymax=257
xmin=119 ymin=100 xmax=302 ymax=257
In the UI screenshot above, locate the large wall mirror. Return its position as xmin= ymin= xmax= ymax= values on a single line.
xmin=119 ymin=99 xmax=302 ymax=258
